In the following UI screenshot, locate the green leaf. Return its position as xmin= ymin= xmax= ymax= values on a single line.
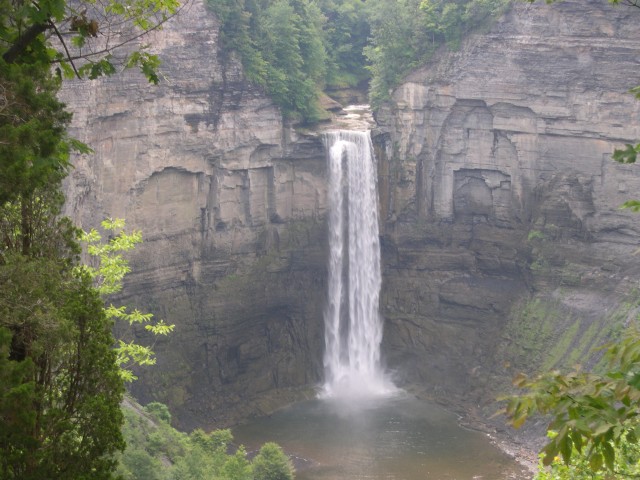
xmin=571 ymin=430 xmax=583 ymax=453
xmin=620 ymin=200 xmax=640 ymax=212
xmin=602 ymin=441 xmax=615 ymax=471
xmin=79 ymin=58 xmax=117 ymax=79
xmin=559 ymin=433 xmax=572 ymax=465
xmin=612 ymin=143 xmax=639 ymax=164
xmin=541 ymin=442 xmax=558 ymax=466
xmin=58 ymin=61 xmax=77 ymax=79
xmin=71 ymin=35 xmax=86 ymax=49
xmin=589 ymin=452 xmax=603 ymax=471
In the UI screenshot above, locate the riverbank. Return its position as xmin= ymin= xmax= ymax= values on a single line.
xmin=405 ymin=385 xmax=543 ymax=478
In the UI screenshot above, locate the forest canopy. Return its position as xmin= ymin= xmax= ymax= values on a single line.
xmin=206 ymin=0 xmax=512 ymax=120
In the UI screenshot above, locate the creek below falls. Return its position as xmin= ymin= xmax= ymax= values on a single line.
xmin=232 ymin=392 xmax=528 ymax=480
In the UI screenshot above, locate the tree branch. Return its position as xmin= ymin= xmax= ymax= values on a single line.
xmin=50 ymin=1 xmax=189 ymax=65
xmin=2 ymin=22 xmax=52 ymax=64
xmin=48 ymin=20 xmax=81 ymax=79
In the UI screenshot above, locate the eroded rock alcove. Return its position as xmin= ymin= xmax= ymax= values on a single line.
xmin=62 ymin=0 xmax=640 ymax=429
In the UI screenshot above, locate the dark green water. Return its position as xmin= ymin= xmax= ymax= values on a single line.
xmin=233 ymin=393 xmax=528 ymax=480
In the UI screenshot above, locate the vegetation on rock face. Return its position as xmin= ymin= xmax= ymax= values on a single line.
xmin=365 ymin=0 xmax=511 ymax=105
xmin=206 ymin=0 xmax=511 ymax=118
xmin=208 ymin=0 xmax=331 ymax=122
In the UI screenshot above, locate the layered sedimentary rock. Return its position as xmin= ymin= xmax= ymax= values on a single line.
xmin=63 ymin=0 xmax=640 ymax=430
xmin=375 ymin=0 xmax=640 ymax=409
xmin=61 ymin=0 xmax=328 ymax=428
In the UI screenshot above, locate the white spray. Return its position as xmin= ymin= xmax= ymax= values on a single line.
xmin=322 ymin=130 xmax=395 ymax=399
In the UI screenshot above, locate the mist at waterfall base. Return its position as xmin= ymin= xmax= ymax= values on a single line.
xmin=233 ymin=131 xmax=526 ymax=479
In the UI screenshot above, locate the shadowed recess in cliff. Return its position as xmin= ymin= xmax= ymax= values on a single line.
xmin=321 ymin=130 xmax=396 ymax=399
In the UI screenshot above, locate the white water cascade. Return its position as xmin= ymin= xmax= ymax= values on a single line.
xmin=322 ymin=130 xmax=395 ymax=399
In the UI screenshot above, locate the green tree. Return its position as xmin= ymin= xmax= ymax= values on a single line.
xmin=145 ymin=401 xmax=173 ymax=423
xmin=212 ymin=0 xmax=269 ymax=83
xmin=0 ymin=0 xmax=181 ymax=475
xmin=208 ymin=0 xmax=330 ymax=122
xmin=534 ymin=431 xmax=640 ymax=479
xmin=0 ymin=55 xmax=125 ymax=478
xmin=260 ymin=0 xmax=327 ymax=121
xmin=169 ymin=429 xmax=235 ymax=480
xmin=117 ymin=398 xmax=292 ymax=480
xmin=364 ymin=0 xmax=432 ymax=105
xmin=364 ymin=0 xmax=510 ymax=105
xmin=316 ymin=0 xmax=370 ymax=88
xmin=252 ymin=442 xmax=295 ymax=480
xmin=79 ymin=218 xmax=175 ymax=382
xmin=223 ymin=446 xmax=253 ymax=480
xmin=0 ymin=60 xmax=78 ymax=207
xmin=0 ymin=257 xmax=125 ymax=479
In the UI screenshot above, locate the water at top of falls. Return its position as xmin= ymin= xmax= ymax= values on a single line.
xmin=321 ymin=130 xmax=397 ymax=401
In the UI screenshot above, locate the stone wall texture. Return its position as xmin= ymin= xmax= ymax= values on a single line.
xmin=62 ymin=0 xmax=640 ymax=428
xmin=375 ymin=0 xmax=640 ymax=410
xmin=61 ymin=0 xmax=328 ymax=428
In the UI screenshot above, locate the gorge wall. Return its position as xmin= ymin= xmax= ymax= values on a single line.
xmin=375 ymin=0 xmax=640 ymax=414
xmin=62 ymin=0 xmax=329 ymax=428
xmin=61 ymin=0 xmax=640 ymax=430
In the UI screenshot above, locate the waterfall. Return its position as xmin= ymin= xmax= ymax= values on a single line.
xmin=322 ymin=130 xmax=395 ymax=399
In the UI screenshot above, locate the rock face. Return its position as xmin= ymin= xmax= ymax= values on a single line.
xmin=62 ymin=0 xmax=328 ymax=428
xmin=375 ymin=0 xmax=640 ymax=408
xmin=63 ymin=0 xmax=640 ymax=430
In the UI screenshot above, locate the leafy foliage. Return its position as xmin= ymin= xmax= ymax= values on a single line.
xmin=117 ymin=400 xmax=294 ymax=480
xmin=0 ymin=70 xmax=125 ymax=475
xmin=535 ymin=431 xmax=640 ymax=479
xmin=1 ymin=0 xmax=186 ymax=476
xmin=252 ymin=442 xmax=295 ymax=480
xmin=208 ymin=0 xmax=510 ymax=116
xmin=260 ymin=0 xmax=327 ymax=121
xmin=364 ymin=0 xmax=430 ymax=106
xmin=0 ymin=59 xmax=75 ymax=206
xmin=209 ymin=0 xmax=330 ymax=122
xmin=79 ymin=218 xmax=175 ymax=382
xmin=0 ymin=257 xmax=125 ymax=479
xmin=0 ymin=0 xmax=180 ymax=81
xmin=315 ymin=0 xmax=370 ymax=88
xmin=364 ymin=0 xmax=511 ymax=105
xmin=503 ymin=324 xmax=640 ymax=474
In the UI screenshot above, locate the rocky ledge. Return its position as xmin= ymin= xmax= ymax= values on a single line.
xmin=375 ymin=0 xmax=640 ymax=432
